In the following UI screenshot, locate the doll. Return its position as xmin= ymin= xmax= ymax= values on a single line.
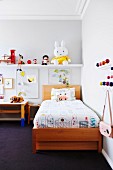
xmin=42 ymin=55 xmax=49 ymax=65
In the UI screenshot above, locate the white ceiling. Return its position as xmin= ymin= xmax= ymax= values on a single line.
xmin=0 ymin=0 xmax=90 ymax=20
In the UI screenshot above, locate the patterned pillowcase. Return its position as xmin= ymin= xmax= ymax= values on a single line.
xmin=66 ymin=88 xmax=76 ymax=100
xmin=51 ymin=88 xmax=76 ymax=101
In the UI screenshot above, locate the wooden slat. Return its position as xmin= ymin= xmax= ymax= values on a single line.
xmin=0 ymin=110 xmax=21 ymax=114
xmin=35 ymin=128 xmax=100 ymax=142
xmin=36 ymin=141 xmax=98 ymax=150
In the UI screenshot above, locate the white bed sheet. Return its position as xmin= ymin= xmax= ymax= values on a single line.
xmin=33 ymin=100 xmax=100 ymax=128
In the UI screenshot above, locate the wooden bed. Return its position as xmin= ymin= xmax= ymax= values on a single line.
xmin=32 ymin=85 xmax=102 ymax=153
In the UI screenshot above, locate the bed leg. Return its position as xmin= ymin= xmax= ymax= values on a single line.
xmin=32 ymin=128 xmax=36 ymax=154
xmin=98 ymin=133 xmax=102 ymax=153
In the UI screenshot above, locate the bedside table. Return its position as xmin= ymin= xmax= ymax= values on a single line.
xmin=28 ymin=103 xmax=40 ymax=124
xmin=0 ymin=101 xmax=28 ymax=127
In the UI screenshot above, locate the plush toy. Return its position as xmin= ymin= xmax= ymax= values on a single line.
xmin=51 ymin=40 xmax=71 ymax=65
xmin=42 ymin=55 xmax=49 ymax=65
xmin=58 ymin=93 xmax=68 ymax=101
xmin=10 ymin=96 xmax=24 ymax=103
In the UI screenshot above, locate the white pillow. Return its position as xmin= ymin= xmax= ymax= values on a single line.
xmin=65 ymin=88 xmax=76 ymax=100
xmin=51 ymin=88 xmax=76 ymax=101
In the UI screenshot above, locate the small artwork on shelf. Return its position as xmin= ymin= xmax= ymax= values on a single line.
xmin=0 ymin=74 xmax=3 ymax=85
xmin=0 ymin=84 xmax=4 ymax=94
xmin=0 ymin=77 xmax=2 ymax=85
xmin=49 ymin=69 xmax=71 ymax=85
xmin=4 ymin=78 xmax=13 ymax=89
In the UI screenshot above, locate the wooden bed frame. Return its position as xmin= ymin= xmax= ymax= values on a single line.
xmin=32 ymin=85 xmax=102 ymax=153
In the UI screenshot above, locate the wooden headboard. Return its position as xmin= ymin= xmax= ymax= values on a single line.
xmin=42 ymin=85 xmax=81 ymax=101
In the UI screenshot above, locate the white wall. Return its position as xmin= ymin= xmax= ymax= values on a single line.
xmin=0 ymin=20 xmax=82 ymax=103
xmin=82 ymin=0 xmax=113 ymax=167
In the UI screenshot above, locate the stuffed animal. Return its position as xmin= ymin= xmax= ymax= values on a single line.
xmin=51 ymin=40 xmax=71 ymax=65
xmin=58 ymin=93 xmax=68 ymax=101
xmin=10 ymin=96 xmax=24 ymax=103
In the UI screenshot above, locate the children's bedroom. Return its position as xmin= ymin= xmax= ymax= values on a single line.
xmin=0 ymin=0 xmax=113 ymax=169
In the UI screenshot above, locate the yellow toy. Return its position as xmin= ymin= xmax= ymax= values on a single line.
xmin=51 ymin=40 xmax=71 ymax=65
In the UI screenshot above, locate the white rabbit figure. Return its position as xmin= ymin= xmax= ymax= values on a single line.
xmin=51 ymin=40 xmax=71 ymax=65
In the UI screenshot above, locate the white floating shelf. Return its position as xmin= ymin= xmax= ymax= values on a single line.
xmin=0 ymin=64 xmax=83 ymax=68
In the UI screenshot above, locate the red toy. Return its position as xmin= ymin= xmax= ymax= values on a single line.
xmin=10 ymin=49 xmax=16 ymax=64
xmin=27 ymin=60 xmax=32 ymax=64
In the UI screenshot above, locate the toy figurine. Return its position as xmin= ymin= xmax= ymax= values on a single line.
xmin=17 ymin=54 xmax=25 ymax=71
xmin=42 ymin=55 xmax=49 ymax=65
xmin=51 ymin=40 xmax=71 ymax=65
xmin=33 ymin=59 xmax=37 ymax=64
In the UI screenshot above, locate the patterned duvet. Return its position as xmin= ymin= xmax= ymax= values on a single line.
xmin=33 ymin=100 xmax=100 ymax=128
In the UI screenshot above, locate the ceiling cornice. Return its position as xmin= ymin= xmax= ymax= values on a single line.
xmin=0 ymin=0 xmax=90 ymax=20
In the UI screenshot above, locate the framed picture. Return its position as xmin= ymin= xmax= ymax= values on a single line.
xmin=16 ymin=69 xmax=38 ymax=98
xmin=0 ymin=84 xmax=4 ymax=94
xmin=4 ymin=78 xmax=13 ymax=89
xmin=49 ymin=69 xmax=71 ymax=85
xmin=0 ymin=77 xmax=2 ymax=85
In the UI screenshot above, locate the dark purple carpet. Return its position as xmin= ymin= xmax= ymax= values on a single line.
xmin=0 ymin=121 xmax=112 ymax=170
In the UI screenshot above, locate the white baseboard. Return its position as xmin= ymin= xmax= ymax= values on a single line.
xmin=102 ymin=149 xmax=113 ymax=169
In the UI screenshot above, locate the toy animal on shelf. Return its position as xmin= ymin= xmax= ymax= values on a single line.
xmin=42 ymin=55 xmax=49 ymax=65
xmin=51 ymin=40 xmax=71 ymax=65
xmin=10 ymin=96 xmax=24 ymax=103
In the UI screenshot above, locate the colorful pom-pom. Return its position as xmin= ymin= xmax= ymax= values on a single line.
xmin=96 ymin=63 xmax=99 ymax=67
xmin=102 ymin=82 xmax=106 ymax=85
xmin=105 ymin=59 xmax=110 ymax=63
xmin=107 ymin=76 xmax=110 ymax=79
xmin=96 ymin=59 xmax=110 ymax=67
xmin=100 ymin=81 xmax=113 ymax=87
xmin=110 ymin=82 xmax=113 ymax=86
xmin=102 ymin=61 xmax=106 ymax=65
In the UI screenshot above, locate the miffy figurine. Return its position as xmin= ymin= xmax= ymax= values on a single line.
xmin=51 ymin=40 xmax=71 ymax=65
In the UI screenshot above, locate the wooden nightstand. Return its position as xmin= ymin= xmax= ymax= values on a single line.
xmin=0 ymin=101 xmax=28 ymax=127
xmin=28 ymin=103 xmax=40 ymax=124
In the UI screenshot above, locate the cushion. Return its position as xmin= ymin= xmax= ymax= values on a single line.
xmin=51 ymin=88 xmax=76 ymax=101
